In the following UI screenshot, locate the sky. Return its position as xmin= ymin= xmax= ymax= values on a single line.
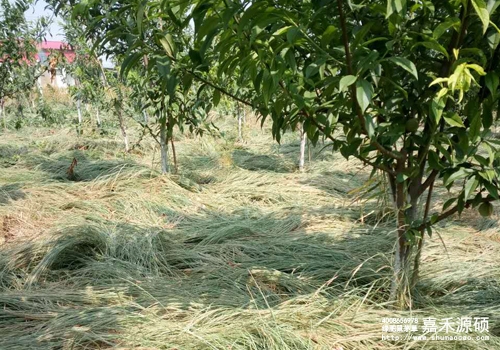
xmin=27 ymin=0 xmax=65 ymax=40
xmin=26 ymin=1 xmax=115 ymax=68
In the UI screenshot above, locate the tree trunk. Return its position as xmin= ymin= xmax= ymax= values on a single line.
xmin=143 ymin=110 xmax=149 ymax=124
xmin=411 ymin=182 xmax=435 ymax=288
xmin=308 ymin=138 xmax=312 ymax=163
xmin=170 ymin=137 xmax=178 ymax=173
xmin=390 ymin=211 xmax=414 ymax=307
xmin=37 ymin=77 xmax=43 ymax=97
xmin=238 ymin=111 xmax=243 ymax=141
xmin=0 ymin=98 xmax=5 ymax=129
xmin=389 ymin=161 xmax=415 ymax=308
xmin=77 ymin=100 xmax=82 ymax=124
xmin=159 ymin=121 xmax=169 ymax=174
xmin=299 ymin=123 xmax=307 ymax=171
xmin=116 ymin=103 xmax=129 ymax=152
xmin=95 ymin=107 xmax=101 ymax=127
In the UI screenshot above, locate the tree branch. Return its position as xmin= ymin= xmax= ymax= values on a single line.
xmin=335 ymin=0 xmax=403 ymax=162
xmin=415 ymin=196 xmax=491 ymax=231
xmin=184 ymin=69 xmax=253 ymax=108
xmin=418 ymin=169 xmax=439 ymax=197
xmin=298 ymin=110 xmax=395 ymax=175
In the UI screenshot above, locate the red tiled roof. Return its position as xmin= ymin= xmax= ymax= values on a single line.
xmin=36 ymin=41 xmax=76 ymax=63
xmin=0 ymin=40 xmax=76 ymax=65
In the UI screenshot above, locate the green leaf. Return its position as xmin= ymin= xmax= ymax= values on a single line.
xmin=387 ymin=57 xmax=418 ymax=80
xmin=160 ymin=34 xmax=176 ymax=58
xmin=356 ymin=79 xmax=373 ymax=113
xmin=273 ymin=25 xmax=293 ymax=36
xmin=364 ymin=115 xmax=376 ymax=138
xmin=213 ymin=88 xmax=221 ymax=107
xmin=433 ymin=17 xmax=461 ymax=39
xmin=412 ymin=41 xmax=449 ymax=59
xmin=458 ymin=129 xmax=469 ymax=155
xmin=382 ymin=76 xmax=408 ymax=99
xmin=426 ymin=226 xmax=433 ymax=238
xmin=487 ymin=0 xmax=500 ymax=14
xmin=396 ymin=172 xmax=408 ymax=183
xmin=303 ymin=90 xmax=317 ymax=107
xmin=237 ymin=2 xmax=267 ymax=35
xmin=262 ymin=70 xmax=273 ymax=105
xmin=471 ymin=0 xmax=490 ymax=34
xmin=182 ymin=74 xmax=193 ymax=93
xmin=444 ymin=168 xmax=472 ymax=186
xmin=469 ymin=112 xmax=481 ymax=142
xmin=339 ymin=75 xmax=357 ymax=92
xmin=120 ymin=52 xmax=143 ymax=79
xmin=352 ymin=22 xmax=374 ymax=50
xmin=466 ymin=63 xmax=486 ymax=75
xmin=428 ymin=150 xmax=444 ymax=170
xmin=483 ymin=142 xmax=496 ymax=166
xmin=443 ymin=198 xmax=457 ymax=211
xmin=321 ymin=25 xmax=337 ymax=48
xmin=188 ymin=49 xmax=203 ymax=67
xmin=166 ymin=74 xmax=178 ymax=97
xmin=386 ymin=0 xmax=406 ymax=18
xmin=464 ymin=176 xmax=479 ymax=200
xmin=436 ymin=87 xmax=448 ymax=99
xmin=285 ymin=49 xmax=297 ymax=74
xmin=435 ymin=143 xmax=452 ymax=163
xmin=443 ymin=112 xmax=465 ymax=128
xmin=137 ymin=1 xmax=146 ymax=36
xmin=483 ymin=181 xmax=500 ymax=200
xmin=430 ymin=98 xmax=445 ymax=125
xmin=482 ymin=102 xmax=493 ymax=128
xmin=305 ymin=63 xmax=319 ymax=78
xmin=487 ymin=31 xmax=500 ymax=50
xmin=286 ymin=27 xmax=301 ymax=44
xmin=485 ymin=72 xmax=499 ymax=96
xmin=474 ymin=154 xmax=489 ymax=167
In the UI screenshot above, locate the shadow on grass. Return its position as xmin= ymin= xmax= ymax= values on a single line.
xmin=270 ymin=139 xmax=337 ymax=166
xmin=0 ymin=205 xmax=395 ymax=347
xmin=22 ymin=150 xmax=151 ymax=182
xmin=2 ymin=202 xmax=499 ymax=348
xmin=232 ymin=149 xmax=293 ymax=173
xmin=0 ymin=183 xmax=26 ymax=205
xmin=0 ymin=144 xmax=30 ymax=167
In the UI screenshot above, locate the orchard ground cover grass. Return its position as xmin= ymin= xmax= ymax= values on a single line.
xmin=0 ymin=115 xmax=499 ymax=349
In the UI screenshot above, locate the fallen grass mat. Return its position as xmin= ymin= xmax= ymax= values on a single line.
xmin=1 ymin=125 xmax=499 ymax=349
xmin=1 ymin=220 xmax=499 ymax=349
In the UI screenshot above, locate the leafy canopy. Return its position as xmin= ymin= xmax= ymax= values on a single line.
xmin=0 ymin=0 xmax=49 ymax=101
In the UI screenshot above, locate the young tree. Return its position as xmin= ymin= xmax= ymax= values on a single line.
xmin=49 ymin=0 xmax=218 ymax=173
xmin=186 ymin=0 xmax=500 ymax=306
xmin=50 ymin=0 xmax=500 ymax=307
xmin=57 ymin=17 xmax=108 ymax=131
xmin=0 ymin=0 xmax=48 ymax=126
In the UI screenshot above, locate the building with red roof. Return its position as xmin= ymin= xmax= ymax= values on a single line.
xmin=36 ymin=40 xmax=76 ymax=88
